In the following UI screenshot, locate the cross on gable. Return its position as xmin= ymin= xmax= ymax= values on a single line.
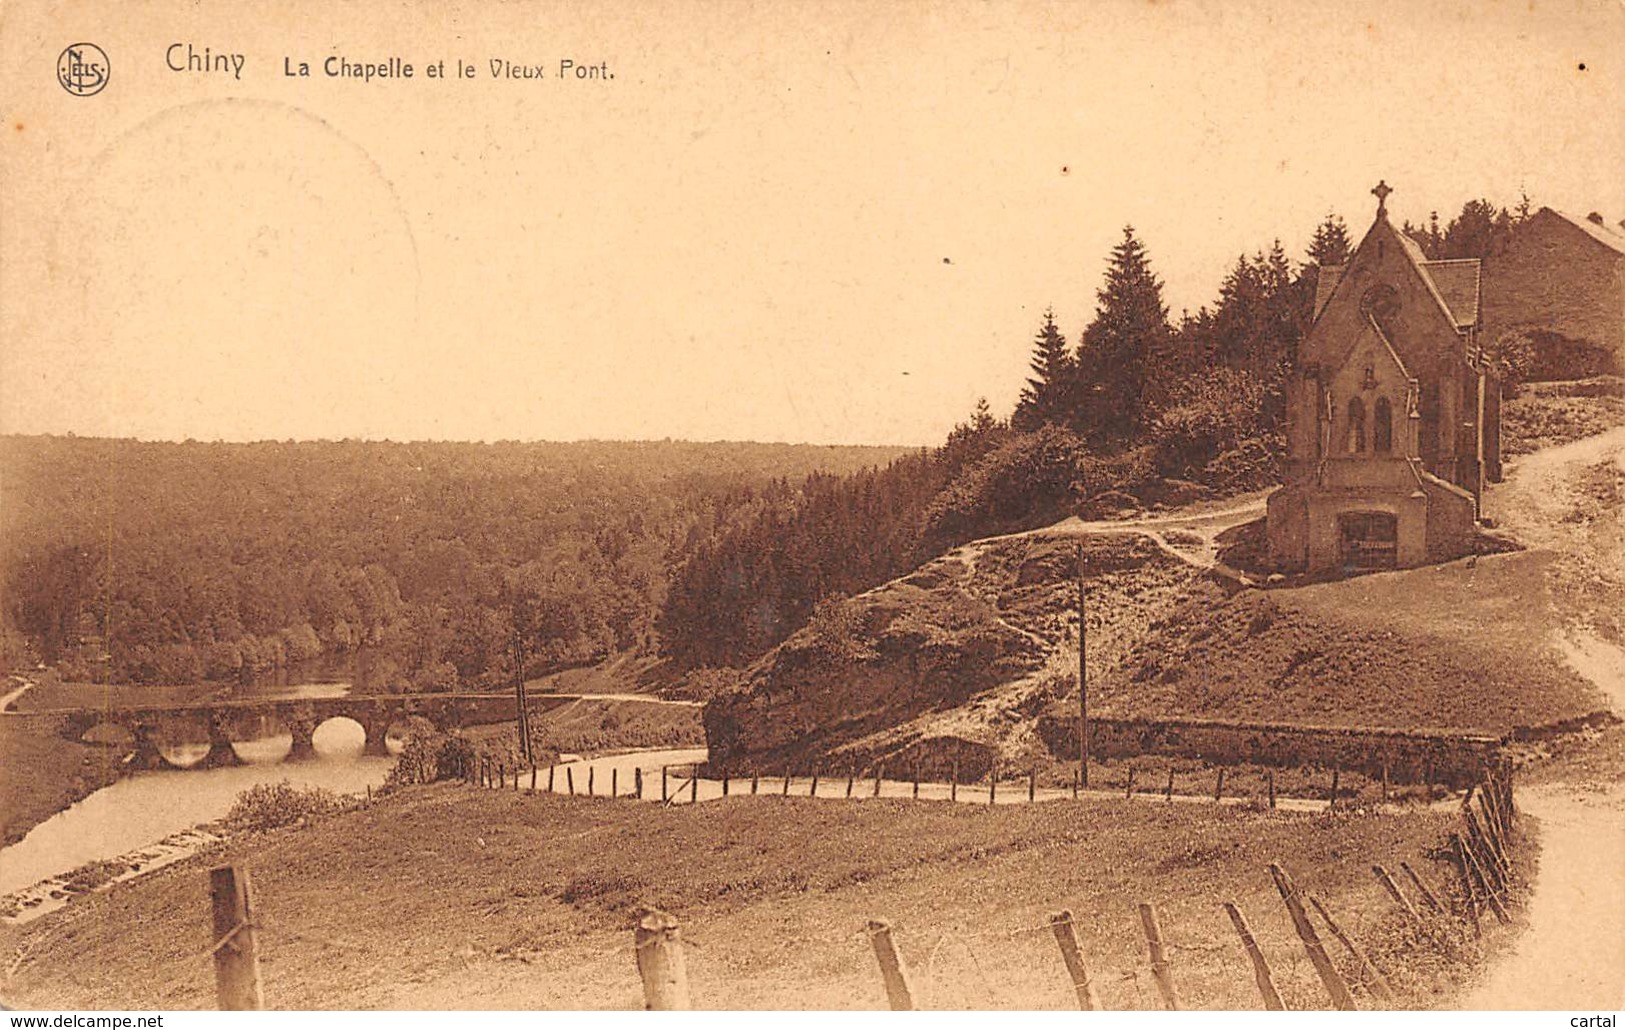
xmin=1371 ymin=179 xmax=1393 ymax=215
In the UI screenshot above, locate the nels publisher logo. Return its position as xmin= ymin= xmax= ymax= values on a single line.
xmin=57 ymin=42 xmax=109 ymax=96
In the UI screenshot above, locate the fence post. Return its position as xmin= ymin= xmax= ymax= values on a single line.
xmin=1452 ymin=833 xmax=1481 ymax=936
xmin=1268 ymin=769 xmax=1276 ymax=810
xmin=1214 ymin=768 xmax=1225 ymax=802
xmin=1269 ymin=863 xmax=1356 ymax=1010
xmin=874 ymin=764 xmax=883 ymax=798
xmin=950 ymin=760 xmax=958 ymax=802
xmin=691 ymin=766 xmax=699 ymax=804
xmin=723 ymin=771 xmax=730 ymax=797
xmin=1138 ymin=902 xmax=1181 ymax=1010
xmin=636 ymin=767 xmax=644 ymax=800
xmin=1372 ymin=865 xmax=1422 ymax=925
xmin=1460 ymin=832 xmax=1510 ymax=924
xmin=1464 ymin=810 xmax=1508 ymax=895
xmin=812 ymin=767 xmax=821 ymax=797
xmin=661 ymin=765 xmax=668 ymax=802
xmin=634 ymin=908 xmax=690 ymax=1010
xmin=530 ymin=763 xmax=537 ymax=793
xmin=1072 ymin=769 xmax=1079 ymax=800
xmin=1476 ymin=795 xmax=1511 ymax=874
xmin=1400 ymin=861 xmax=1444 ymax=914
xmin=1489 ymin=767 xmax=1514 ymax=836
xmin=846 ymin=769 xmax=855 ymax=799
xmin=612 ymin=767 xmax=619 ymax=798
xmin=1164 ymin=768 xmax=1175 ymax=802
xmin=209 ymin=864 xmax=263 ymax=1011
xmin=752 ymin=771 xmax=760 ymax=795
xmin=1048 ymin=910 xmax=1101 ymax=1010
xmin=866 ymin=919 xmax=916 ymax=1011
xmin=1309 ymin=895 xmax=1395 ymax=1006
xmin=989 ymin=766 xmax=997 ymax=806
xmin=1125 ymin=766 xmax=1135 ymax=798
xmin=1381 ymin=761 xmax=1390 ymax=803
xmin=1222 ymin=902 xmax=1284 ymax=1011
xmin=548 ymin=765 xmax=556 ymax=793
xmin=783 ymin=771 xmax=791 ymax=796
xmin=1329 ymin=767 xmax=1340 ymax=809
xmin=1028 ymin=768 xmax=1036 ymax=802
xmin=566 ymin=766 xmax=575 ymax=795
xmin=913 ymin=764 xmax=920 ymax=799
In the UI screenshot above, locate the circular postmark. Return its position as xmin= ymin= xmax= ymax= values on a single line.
xmin=57 ymin=43 xmax=110 ymax=97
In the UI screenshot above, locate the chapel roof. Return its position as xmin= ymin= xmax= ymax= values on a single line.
xmin=1312 ymin=255 xmax=1480 ymax=329
xmin=1417 ymin=259 xmax=1481 ymax=329
xmin=1313 ymin=265 xmax=1345 ymax=318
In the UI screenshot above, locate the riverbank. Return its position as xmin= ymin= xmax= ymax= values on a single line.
xmin=1 ymin=780 xmax=1501 ymax=1010
xmin=0 ymin=721 xmax=127 ymax=849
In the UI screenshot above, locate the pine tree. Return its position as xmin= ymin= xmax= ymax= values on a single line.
xmin=1077 ymin=226 xmax=1170 ymax=443
xmin=1306 ymin=212 xmax=1351 ymax=268
xmin=1441 ymin=198 xmax=1511 ymax=260
xmin=1011 ymin=308 xmax=1075 ymax=432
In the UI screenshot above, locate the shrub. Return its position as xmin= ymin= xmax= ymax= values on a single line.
xmin=1149 ymin=368 xmax=1269 ymax=478
xmin=383 ymin=731 xmax=475 ymax=791
xmin=226 ymin=781 xmax=346 ymax=831
xmin=922 ymin=424 xmax=1093 ymax=545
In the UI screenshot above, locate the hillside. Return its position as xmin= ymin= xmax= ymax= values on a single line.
xmin=705 ymin=448 xmax=1614 ymax=775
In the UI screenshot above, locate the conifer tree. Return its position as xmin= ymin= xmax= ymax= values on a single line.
xmin=1011 ymin=308 xmax=1075 ymax=431
xmin=1076 ymin=226 xmax=1171 ymax=443
xmin=1306 ymin=212 xmax=1351 ymax=268
xmin=1441 ymin=198 xmax=1512 ymax=260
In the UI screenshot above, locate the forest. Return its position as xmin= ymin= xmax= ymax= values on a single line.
xmin=0 ymin=438 xmax=908 ymax=688
xmin=1 ymin=196 xmax=1542 ymax=691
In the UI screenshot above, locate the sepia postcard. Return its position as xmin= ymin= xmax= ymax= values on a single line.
xmin=1 ymin=0 xmax=1622 ymax=1017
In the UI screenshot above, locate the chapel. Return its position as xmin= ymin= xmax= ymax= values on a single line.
xmin=1266 ymin=181 xmax=1500 ymax=573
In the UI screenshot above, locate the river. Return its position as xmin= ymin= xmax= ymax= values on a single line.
xmin=0 ymin=712 xmax=710 ymax=924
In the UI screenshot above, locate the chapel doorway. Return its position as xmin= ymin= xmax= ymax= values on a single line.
xmin=1338 ymin=511 xmax=1398 ymax=572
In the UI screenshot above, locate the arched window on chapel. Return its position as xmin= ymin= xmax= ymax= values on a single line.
xmin=1373 ymin=397 xmax=1394 ymax=454
xmin=1347 ymin=397 xmax=1367 ymax=454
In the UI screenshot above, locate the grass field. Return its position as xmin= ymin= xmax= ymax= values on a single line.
xmin=1101 ymin=551 xmax=1604 ymax=734
xmin=0 ymin=782 xmax=1510 ymax=1010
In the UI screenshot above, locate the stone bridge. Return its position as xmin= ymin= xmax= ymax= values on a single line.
xmin=41 ymin=692 xmax=609 ymax=770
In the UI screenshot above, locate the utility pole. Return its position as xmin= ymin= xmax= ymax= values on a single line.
xmin=1076 ymin=542 xmax=1088 ymax=788
xmin=510 ymin=601 xmax=532 ymax=763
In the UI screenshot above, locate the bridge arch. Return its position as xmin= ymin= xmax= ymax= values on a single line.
xmin=308 ymin=715 xmax=368 ymax=759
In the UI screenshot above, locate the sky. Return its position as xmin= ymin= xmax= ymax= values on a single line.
xmin=2 ymin=0 xmax=1622 ymax=447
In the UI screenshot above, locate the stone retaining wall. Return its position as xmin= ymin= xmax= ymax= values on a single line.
xmin=1036 ymin=713 xmax=1502 ymax=789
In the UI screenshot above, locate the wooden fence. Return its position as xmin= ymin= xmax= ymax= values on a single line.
xmin=428 ymin=748 xmax=1473 ymax=812
xmin=203 ymin=765 xmax=1517 ymax=1010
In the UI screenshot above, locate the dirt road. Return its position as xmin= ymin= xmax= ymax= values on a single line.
xmin=1463 ymin=425 xmax=1625 ymax=1009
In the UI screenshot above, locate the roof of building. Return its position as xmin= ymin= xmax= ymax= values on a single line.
xmin=1313 ymin=253 xmax=1481 ymax=329
xmin=1418 ymin=259 xmax=1481 ymax=329
xmin=1313 ymin=265 xmax=1346 ymax=317
xmin=1544 ymin=207 xmax=1625 ymax=256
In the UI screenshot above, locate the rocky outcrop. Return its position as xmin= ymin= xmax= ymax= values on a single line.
xmin=702 ymin=534 xmax=1194 ymax=773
